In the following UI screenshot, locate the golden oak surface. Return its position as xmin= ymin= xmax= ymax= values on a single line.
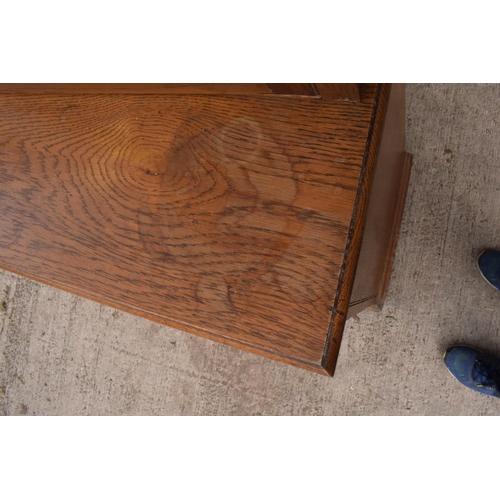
xmin=0 ymin=84 xmax=407 ymax=375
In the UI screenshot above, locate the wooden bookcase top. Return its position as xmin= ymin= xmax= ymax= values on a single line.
xmin=0 ymin=84 xmax=388 ymax=374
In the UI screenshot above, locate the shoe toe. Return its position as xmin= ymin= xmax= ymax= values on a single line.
xmin=477 ymin=250 xmax=500 ymax=290
xmin=444 ymin=346 xmax=479 ymax=384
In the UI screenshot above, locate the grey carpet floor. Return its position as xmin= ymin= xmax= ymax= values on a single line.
xmin=1 ymin=84 xmax=500 ymax=416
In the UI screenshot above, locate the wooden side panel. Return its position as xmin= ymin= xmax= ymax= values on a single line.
xmin=315 ymin=84 xmax=364 ymax=102
xmin=0 ymin=90 xmax=378 ymax=373
xmin=373 ymin=152 xmax=413 ymax=309
xmin=0 ymin=84 xmax=274 ymax=95
xmin=347 ymin=84 xmax=408 ymax=314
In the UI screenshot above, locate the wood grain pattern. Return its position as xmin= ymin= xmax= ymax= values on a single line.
xmin=0 ymin=84 xmax=274 ymax=95
xmin=0 ymin=87 xmax=381 ymax=373
xmin=315 ymin=84 xmax=364 ymax=102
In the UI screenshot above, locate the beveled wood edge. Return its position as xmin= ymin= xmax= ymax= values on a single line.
xmin=0 ymin=83 xmax=276 ymax=95
xmin=321 ymin=84 xmax=391 ymax=376
xmin=0 ymin=83 xmax=319 ymax=98
xmin=0 ymin=260 xmax=331 ymax=376
xmin=374 ymin=152 xmax=413 ymax=311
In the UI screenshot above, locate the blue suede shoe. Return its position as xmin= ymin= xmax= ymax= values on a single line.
xmin=444 ymin=346 xmax=500 ymax=398
xmin=477 ymin=250 xmax=500 ymax=290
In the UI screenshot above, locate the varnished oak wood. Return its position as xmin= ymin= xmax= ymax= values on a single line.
xmin=0 ymin=86 xmax=380 ymax=374
xmin=0 ymin=83 xmax=409 ymax=376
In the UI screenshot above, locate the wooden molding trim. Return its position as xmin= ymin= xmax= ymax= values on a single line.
xmin=0 ymin=83 xmax=364 ymax=102
xmin=322 ymin=84 xmax=390 ymax=375
xmin=0 ymin=83 xmax=275 ymax=95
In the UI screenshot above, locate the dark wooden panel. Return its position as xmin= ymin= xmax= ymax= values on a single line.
xmin=348 ymin=84 xmax=408 ymax=311
xmin=345 ymin=158 xmax=413 ymax=320
xmin=266 ymin=84 xmax=318 ymax=96
xmin=0 ymin=84 xmax=366 ymax=100
xmin=0 ymin=84 xmax=274 ymax=95
xmin=374 ymin=152 xmax=413 ymax=309
xmin=315 ymin=84 xmax=364 ymax=102
xmin=0 ymin=89 xmax=378 ymax=373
